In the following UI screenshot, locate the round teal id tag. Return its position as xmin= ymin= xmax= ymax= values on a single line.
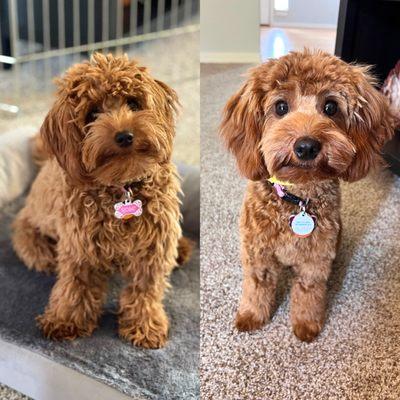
xmin=290 ymin=211 xmax=315 ymax=237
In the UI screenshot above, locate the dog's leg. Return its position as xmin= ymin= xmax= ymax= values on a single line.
xmin=235 ymin=250 xmax=281 ymax=332
xmin=290 ymin=260 xmax=331 ymax=342
xmin=12 ymin=211 xmax=57 ymax=273
xmin=176 ymin=236 xmax=194 ymax=265
xmin=118 ymin=263 xmax=169 ymax=349
xmin=37 ymin=254 xmax=108 ymax=340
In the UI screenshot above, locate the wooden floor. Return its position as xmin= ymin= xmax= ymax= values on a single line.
xmin=260 ymin=26 xmax=337 ymax=61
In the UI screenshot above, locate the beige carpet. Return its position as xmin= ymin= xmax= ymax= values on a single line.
xmin=0 ymin=386 xmax=30 ymax=400
xmin=200 ymin=63 xmax=400 ymax=400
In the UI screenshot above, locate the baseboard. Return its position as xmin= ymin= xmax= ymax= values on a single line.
xmin=200 ymin=52 xmax=260 ymax=63
xmin=0 ymin=339 xmax=132 ymax=400
xmin=270 ymin=22 xmax=337 ymax=29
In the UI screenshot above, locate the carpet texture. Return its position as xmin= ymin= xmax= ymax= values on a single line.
xmin=0 ymin=165 xmax=199 ymax=400
xmin=0 ymin=385 xmax=30 ymax=400
xmin=200 ymin=63 xmax=400 ymax=400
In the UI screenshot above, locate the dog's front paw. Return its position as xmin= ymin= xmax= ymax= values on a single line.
xmin=292 ymin=320 xmax=322 ymax=343
xmin=37 ymin=314 xmax=94 ymax=341
xmin=235 ymin=310 xmax=265 ymax=332
xmin=119 ymin=313 xmax=169 ymax=349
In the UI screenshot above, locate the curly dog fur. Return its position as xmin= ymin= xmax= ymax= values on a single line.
xmin=220 ymin=50 xmax=395 ymax=342
xmin=12 ymin=53 xmax=192 ymax=348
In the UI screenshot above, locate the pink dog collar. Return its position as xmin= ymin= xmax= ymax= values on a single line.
xmin=273 ymin=183 xmax=286 ymax=198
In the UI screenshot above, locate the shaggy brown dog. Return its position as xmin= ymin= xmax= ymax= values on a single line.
xmin=220 ymin=50 xmax=395 ymax=342
xmin=12 ymin=53 xmax=192 ymax=348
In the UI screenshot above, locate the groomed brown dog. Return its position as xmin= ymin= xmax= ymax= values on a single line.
xmin=12 ymin=53 xmax=192 ymax=348
xmin=220 ymin=50 xmax=395 ymax=342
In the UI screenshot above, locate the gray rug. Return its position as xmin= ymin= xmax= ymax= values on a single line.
xmin=200 ymin=64 xmax=400 ymax=400
xmin=0 ymin=168 xmax=199 ymax=400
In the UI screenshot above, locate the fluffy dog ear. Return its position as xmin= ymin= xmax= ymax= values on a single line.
xmin=343 ymin=67 xmax=395 ymax=182
xmin=220 ymin=77 xmax=268 ymax=181
xmin=40 ymin=99 xmax=87 ymax=185
xmin=154 ymin=79 xmax=179 ymax=124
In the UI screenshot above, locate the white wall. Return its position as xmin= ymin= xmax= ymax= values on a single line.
xmin=200 ymin=0 xmax=261 ymax=63
xmin=271 ymin=0 xmax=339 ymax=28
xmin=260 ymin=0 xmax=271 ymax=25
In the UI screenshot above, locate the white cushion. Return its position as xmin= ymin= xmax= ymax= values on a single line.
xmin=0 ymin=127 xmax=37 ymax=209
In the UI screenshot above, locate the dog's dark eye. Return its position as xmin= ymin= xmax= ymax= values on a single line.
xmin=275 ymin=100 xmax=289 ymax=116
xmin=86 ymin=107 xmax=100 ymax=124
xmin=127 ymin=98 xmax=141 ymax=111
xmin=323 ymin=100 xmax=338 ymax=116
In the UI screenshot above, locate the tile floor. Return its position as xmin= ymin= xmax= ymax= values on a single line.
xmin=260 ymin=26 xmax=337 ymax=61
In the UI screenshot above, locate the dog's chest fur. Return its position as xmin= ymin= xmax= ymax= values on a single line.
xmin=240 ymin=179 xmax=342 ymax=267
xmin=64 ymin=180 xmax=180 ymax=270
xmin=27 ymin=159 xmax=181 ymax=271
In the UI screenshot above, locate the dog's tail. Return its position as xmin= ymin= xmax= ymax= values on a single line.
xmin=177 ymin=236 xmax=195 ymax=265
xmin=31 ymin=134 xmax=49 ymax=168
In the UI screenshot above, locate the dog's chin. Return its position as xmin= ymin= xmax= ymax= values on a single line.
xmin=94 ymin=171 xmax=152 ymax=187
xmin=272 ymin=162 xmax=341 ymax=184
xmin=89 ymin=158 xmax=158 ymax=187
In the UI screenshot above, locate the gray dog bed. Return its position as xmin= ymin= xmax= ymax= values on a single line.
xmin=0 ymin=164 xmax=199 ymax=400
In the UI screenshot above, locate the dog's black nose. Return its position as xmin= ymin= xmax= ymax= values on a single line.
xmin=294 ymin=137 xmax=321 ymax=161
xmin=115 ymin=131 xmax=134 ymax=147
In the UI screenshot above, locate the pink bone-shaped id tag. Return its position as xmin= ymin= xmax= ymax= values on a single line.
xmin=114 ymin=199 xmax=142 ymax=220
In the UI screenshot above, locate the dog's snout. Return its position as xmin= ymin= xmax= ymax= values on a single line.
xmin=294 ymin=137 xmax=321 ymax=161
xmin=115 ymin=131 xmax=134 ymax=147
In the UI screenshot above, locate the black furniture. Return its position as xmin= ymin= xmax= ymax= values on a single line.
xmin=335 ymin=0 xmax=400 ymax=175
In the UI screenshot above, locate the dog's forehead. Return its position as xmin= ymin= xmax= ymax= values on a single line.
xmin=62 ymin=59 xmax=152 ymax=103
xmin=102 ymin=96 xmax=124 ymax=109
xmin=296 ymin=95 xmax=317 ymax=113
xmin=259 ymin=53 xmax=356 ymax=96
xmin=87 ymin=68 xmax=145 ymax=95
